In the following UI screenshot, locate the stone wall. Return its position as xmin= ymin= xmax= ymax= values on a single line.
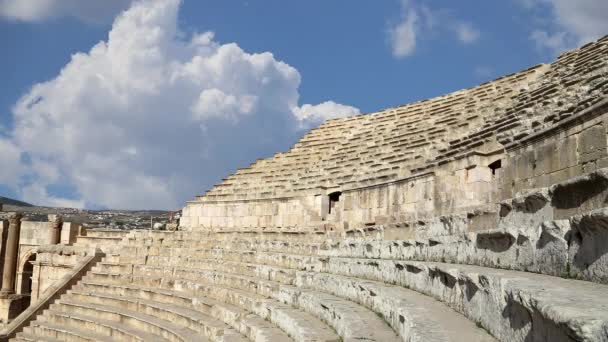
xmin=30 ymin=246 xmax=96 ymax=302
xmin=182 ymin=101 xmax=608 ymax=237
xmin=181 ymin=195 xmax=321 ymax=231
xmin=181 ymin=36 xmax=608 ymax=235
xmin=501 ymin=103 xmax=608 ymax=199
xmin=17 ymin=222 xmax=53 ymax=247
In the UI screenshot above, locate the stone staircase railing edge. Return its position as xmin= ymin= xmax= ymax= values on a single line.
xmin=0 ymin=248 xmax=104 ymax=341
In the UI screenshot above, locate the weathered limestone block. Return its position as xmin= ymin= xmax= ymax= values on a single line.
xmin=319 ymin=258 xmax=608 ymax=342
xmin=60 ymin=222 xmax=80 ymax=245
xmin=549 ymin=168 xmax=608 ymax=218
xmin=467 ymin=209 xmax=499 ymax=232
xmin=31 ymin=245 xmax=98 ymax=302
xmin=535 ymin=220 xmax=569 ymax=276
xmin=321 ymin=215 xmax=575 ymax=280
xmin=498 ymin=188 xmax=552 ymax=231
xmin=391 ymin=215 xmax=469 ymax=240
xmin=48 ymin=215 xmax=62 ymax=245
xmin=568 ymin=208 xmax=608 ymax=282
xmin=579 ymin=124 xmax=607 ymax=163
xmin=296 ymin=270 xmax=493 ymax=342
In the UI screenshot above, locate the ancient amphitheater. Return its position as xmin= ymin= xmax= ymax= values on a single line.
xmin=0 ymin=36 xmax=608 ymax=341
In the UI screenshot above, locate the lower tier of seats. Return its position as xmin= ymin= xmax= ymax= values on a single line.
xmin=116 ymin=233 xmax=608 ymax=342
xmin=12 ymin=224 xmax=608 ymax=342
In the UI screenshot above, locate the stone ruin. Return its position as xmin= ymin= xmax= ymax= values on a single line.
xmin=0 ymin=35 xmax=608 ymax=341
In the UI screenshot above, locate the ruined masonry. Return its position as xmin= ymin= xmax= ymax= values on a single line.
xmin=2 ymin=36 xmax=608 ymax=341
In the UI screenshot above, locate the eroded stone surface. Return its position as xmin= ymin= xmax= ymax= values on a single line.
xmin=9 ymin=34 xmax=608 ymax=342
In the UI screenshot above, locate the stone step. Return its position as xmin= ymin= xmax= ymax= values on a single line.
xmin=73 ymin=236 xmax=124 ymax=254
xmin=8 ymin=335 xmax=35 ymax=342
xmin=319 ymin=258 xmax=608 ymax=341
xmin=135 ymin=237 xmax=323 ymax=254
xmin=119 ymin=247 xmax=321 ymax=272
xmin=95 ymin=259 xmax=299 ymax=286
xmin=19 ymin=320 xmax=113 ymax=342
xmin=13 ymin=331 xmax=60 ymax=342
xmin=280 ymin=286 xmax=400 ymax=342
xmin=38 ymin=308 xmax=164 ymax=341
xmin=76 ymin=280 xmax=293 ymax=342
xmin=113 ymin=235 xmax=608 ymax=341
xmin=67 ymin=289 xmax=247 ymax=342
xmin=131 ymin=204 xmax=607 ymax=284
xmin=81 ymin=229 xmax=130 ymax=238
xmin=298 ymin=271 xmax=495 ymax=342
xmin=85 ymin=271 xmax=340 ymax=342
xmin=9 ymin=335 xmax=39 ymax=342
xmin=131 ymin=260 xmax=298 ymax=286
xmin=50 ymin=299 xmax=203 ymax=342
xmin=92 ymin=264 xmax=399 ymax=341
xmin=75 ymin=236 xmax=124 ymax=244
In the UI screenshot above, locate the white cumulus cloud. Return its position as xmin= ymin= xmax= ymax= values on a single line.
xmin=21 ymin=183 xmax=85 ymax=209
xmin=4 ymin=0 xmax=358 ymax=209
xmin=387 ymin=0 xmax=480 ymax=59
xmin=454 ymin=22 xmax=480 ymax=44
xmin=293 ymin=101 xmax=361 ymax=128
xmin=0 ymin=138 xmax=23 ymax=185
xmin=389 ymin=0 xmax=419 ymax=58
xmin=520 ymin=0 xmax=608 ymax=54
xmin=0 ymin=0 xmax=132 ymax=23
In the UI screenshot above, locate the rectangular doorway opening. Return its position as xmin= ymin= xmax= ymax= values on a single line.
xmin=328 ymin=191 xmax=342 ymax=214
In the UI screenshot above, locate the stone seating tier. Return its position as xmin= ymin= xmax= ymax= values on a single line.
xmin=14 ymin=181 xmax=608 ymax=342
xmin=11 ymin=36 xmax=608 ymax=342
xmin=197 ymin=36 xmax=608 ymax=201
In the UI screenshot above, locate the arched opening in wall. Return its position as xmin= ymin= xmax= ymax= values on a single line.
xmin=328 ymin=191 xmax=342 ymax=214
xmin=18 ymin=253 xmax=36 ymax=300
xmin=488 ymin=159 xmax=502 ymax=176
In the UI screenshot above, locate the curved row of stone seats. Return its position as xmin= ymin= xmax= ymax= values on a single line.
xmin=199 ymin=35 xmax=608 ymax=201
xmin=86 ymin=263 xmax=365 ymax=342
xmin=72 ymin=228 xmax=131 ymax=254
xmin=70 ymin=280 xmax=290 ymax=342
xmin=12 ymin=259 xmax=220 ymax=341
xmin=429 ymin=37 xmax=608 ymax=168
xmin=318 ymin=68 xmax=544 ymax=189
xmin=202 ymin=63 xmax=539 ymax=199
xmin=19 ymin=302 xmax=167 ymax=341
xmin=202 ymin=116 xmax=363 ymax=199
xmin=18 ymin=319 xmax=116 ymax=342
xmin=64 ymin=290 xmax=244 ymax=341
xmin=114 ymin=238 xmax=492 ymax=342
xmin=201 ymin=59 xmax=526 ymax=196
xmin=182 ymin=166 xmax=608 ymax=285
xmin=15 ymin=165 xmax=608 ymax=342
xmin=11 ymin=253 xmax=247 ymax=342
xmin=118 ymin=218 xmax=608 ymax=342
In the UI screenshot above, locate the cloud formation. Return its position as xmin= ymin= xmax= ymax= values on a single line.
xmin=521 ymin=0 xmax=608 ymax=54
xmin=388 ymin=0 xmax=419 ymax=58
xmin=0 ymin=0 xmax=132 ymax=23
xmin=4 ymin=0 xmax=358 ymax=209
xmin=293 ymin=101 xmax=361 ymax=128
xmin=454 ymin=22 xmax=480 ymax=44
xmin=0 ymin=138 xmax=22 ymax=185
xmin=388 ymin=0 xmax=480 ymax=59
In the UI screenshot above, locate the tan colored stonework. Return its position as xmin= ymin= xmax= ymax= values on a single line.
xmin=6 ymin=35 xmax=608 ymax=342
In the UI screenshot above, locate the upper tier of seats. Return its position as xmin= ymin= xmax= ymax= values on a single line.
xmin=198 ymin=35 xmax=608 ymax=202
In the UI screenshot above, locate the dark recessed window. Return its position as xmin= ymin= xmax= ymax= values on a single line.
xmin=328 ymin=191 xmax=342 ymax=214
xmin=488 ymin=159 xmax=502 ymax=175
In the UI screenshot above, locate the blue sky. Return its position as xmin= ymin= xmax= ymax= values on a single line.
xmin=0 ymin=0 xmax=606 ymax=209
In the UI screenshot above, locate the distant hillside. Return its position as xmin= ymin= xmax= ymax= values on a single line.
xmin=0 ymin=196 xmax=33 ymax=207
